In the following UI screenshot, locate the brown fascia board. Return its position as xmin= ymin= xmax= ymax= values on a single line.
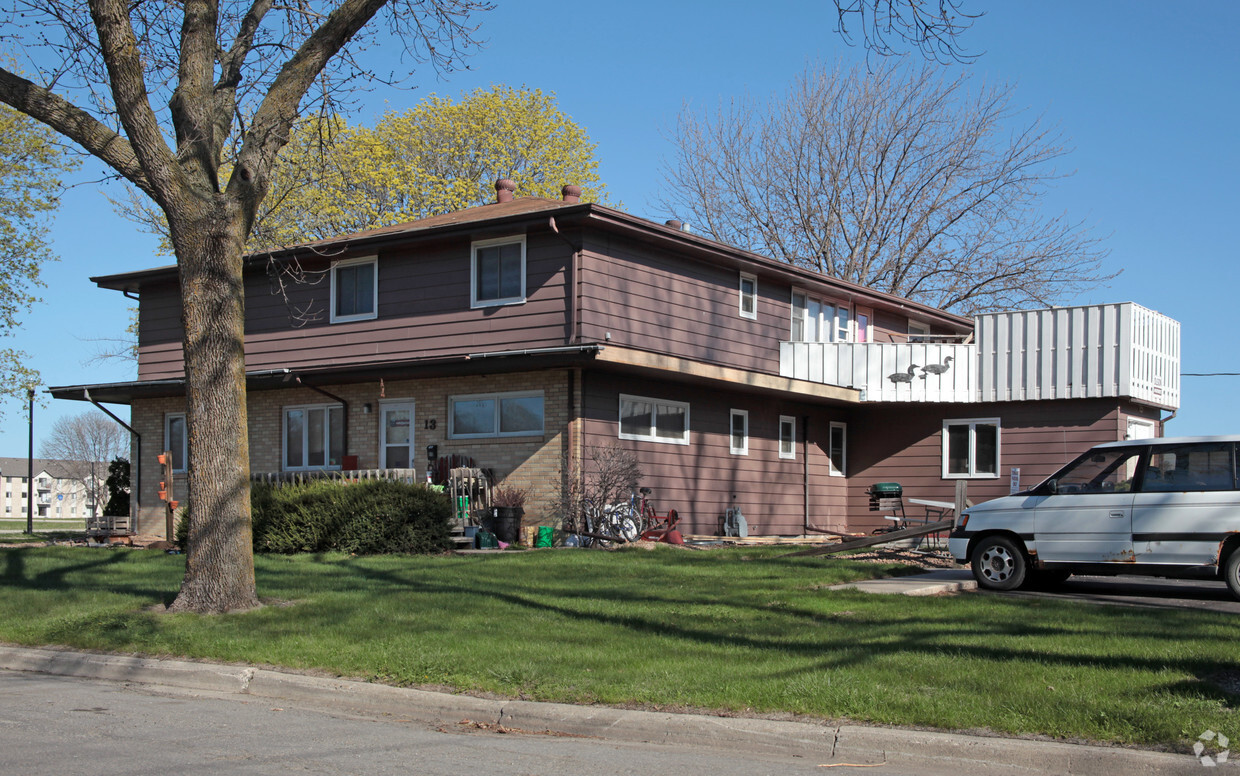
xmin=88 ymin=198 xmax=971 ymax=331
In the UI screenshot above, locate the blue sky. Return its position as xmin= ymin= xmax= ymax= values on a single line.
xmin=2 ymin=0 xmax=1238 ymax=455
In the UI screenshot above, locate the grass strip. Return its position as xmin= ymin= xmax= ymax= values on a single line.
xmin=0 ymin=545 xmax=1234 ymax=750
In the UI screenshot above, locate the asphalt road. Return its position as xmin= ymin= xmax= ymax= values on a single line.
xmin=991 ymin=574 xmax=1239 ymax=612
xmin=0 ymin=670 xmax=980 ymax=776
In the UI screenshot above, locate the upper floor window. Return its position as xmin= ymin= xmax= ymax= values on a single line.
xmin=620 ymin=394 xmax=690 ymax=445
xmin=739 ymin=273 xmax=757 ymax=320
xmin=449 ymin=391 xmax=544 ymax=439
xmin=943 ymin=418 xmax=999 ymax=479
xmin=330 ymin=257 xmax=378 ymax=323
xmin=907 ymin=320 xmax=931 ymax=342
xmin=472 ymin=235 xmax=526 ymax=308
xmin=791 ymin=290 xmax=851 ymax=343
xmin=284 ymin=404 xmax=344 ymax=471
xmin=165 ymin=413 xmax=188 ymax=474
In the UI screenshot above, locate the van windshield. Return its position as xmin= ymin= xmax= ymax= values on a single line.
xmin=1049 ymin=448 xmax=1143 ymax=494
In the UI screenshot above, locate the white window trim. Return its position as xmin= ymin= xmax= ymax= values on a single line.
xmin=854 ymin=305 xmax=873 ymax=343
xmin=165 ymin=412 xmax=187 ymax=474
xmin=329 ymin=256 xmax=378 ymax=324
xmin=448 ymin=390 xmax=545 ymax=439
xmin=729 ymin=409 xmax=749 ymax=456
xmin=739 ymin=272 xmax=758 ymax=320
xmin=942 ymin=417 xmax=1001 ymax=479
xmin=470 ymin=234 xmax=527 ymax=309
xmin=908 ymin=320 xmax=931 ymax=342
xmin=619 ymin=394 xmax=691 ymax=446
xmin=829 ymin=421 xmax=847 ymax=477
xmin=790 ymin=288 xmax=855 ymax=343
xmin=779 ymin=415 xmax=797 ymax=460
xmin=283 ymin=403 xmax=344 ymax=472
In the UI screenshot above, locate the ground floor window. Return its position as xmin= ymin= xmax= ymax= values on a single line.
xmin=165 ymin=413 xmax=187 ymax=473
xmin=730 ymin=409 xmax=748 ymax=455
xmin=942 ymin=418 xmax=1000 ymax=478
xmin=829 ymin=422 xmax=846 ymax=476
xmin=619 ymin=394 xmax=690 ymax=445
xmin=284 ymin=404 xmax=344 ymax=470
xmin=779 ymin=416 xmax=796 ymax=460
xmin=449 ymin=391 xmax=544 ymax=438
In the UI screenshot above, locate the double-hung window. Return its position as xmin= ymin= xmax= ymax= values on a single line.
xmin=165 ymin=413 xmax=188 ymax=473
xmin=619 ymin=394 xmax=690 ymax=445
xmin=330 ymin=257 xmax=377 ymax=323
xmin=729 ymin=409 xmax=749 ymax=455
xmin=472 ymin=235 xmax=526 ymax=307
xmin=284 ymin=404 xmax=344 ymax=470
xmin=739 ymin=273 xmax=758 ymax=319
xmin=942 ymin=418 xmax=1000 ymax=478
xmin=791 ymin=290 xmax=851 ymax=342
xmin=449 ymin=391 xmax=544 ymax=438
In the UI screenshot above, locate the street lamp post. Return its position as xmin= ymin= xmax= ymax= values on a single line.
xmin=26 ymin=387 xmax=34 ymax=535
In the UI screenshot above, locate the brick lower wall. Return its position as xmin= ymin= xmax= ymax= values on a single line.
xmin=131 ymin=370 xmax=572 ymax=538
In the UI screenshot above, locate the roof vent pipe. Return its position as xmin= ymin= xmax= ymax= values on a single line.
xmin=561 ymin=185 xmax=582 ymax=203
xmin=665 ymin=219 xmax=683 ymax=230
xmin=495 ymin=178 xmax=517 ymax=203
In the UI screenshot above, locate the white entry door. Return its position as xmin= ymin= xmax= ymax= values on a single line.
xmin=380 ymin=402 xmax=414 ymax=469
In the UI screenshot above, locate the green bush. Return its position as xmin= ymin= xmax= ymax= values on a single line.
xmin=177 ymin=479 xmax=453 ymax=555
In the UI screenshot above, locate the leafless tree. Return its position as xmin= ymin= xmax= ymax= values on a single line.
xmin=832 ymin=0 xmax=984 ymax=64
xmin=0 ymin=0 xmax=490 ymax=612
xmin=660 ymin=61 xmax=1114 ymax=315
xmin=553 ymin=444 xmax=642 ymax=539
xmin=39 ymin=410 xmax=128 ymax=518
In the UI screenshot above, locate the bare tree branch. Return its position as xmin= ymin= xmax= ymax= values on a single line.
xmin=833 ymin=0 xmax=984 ymax=65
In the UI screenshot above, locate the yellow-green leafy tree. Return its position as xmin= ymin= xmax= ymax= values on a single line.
xmin=249 ymin=85 xmax=606 ymax=249
xmin=0 ymin=103 xmax=80 ymax=415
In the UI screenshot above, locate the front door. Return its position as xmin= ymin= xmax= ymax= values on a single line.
xmin=380 ymin=401 xmax=414 ymax=469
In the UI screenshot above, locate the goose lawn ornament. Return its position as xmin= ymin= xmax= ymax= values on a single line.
xmin=888 ymin=364 xmax=919 ymax=384
xmin=920 ymin=356 xmax=954 ymax=378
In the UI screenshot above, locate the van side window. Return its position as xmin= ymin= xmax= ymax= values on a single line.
xmin=1143 ymin=443 xmax=1237 ymax=492
xmin=1053 ymin=449 xmax=1143 ymax=494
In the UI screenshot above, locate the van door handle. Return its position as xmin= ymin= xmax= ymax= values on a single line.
xmin=1109 ymin=511 xmax=1126 ymax=519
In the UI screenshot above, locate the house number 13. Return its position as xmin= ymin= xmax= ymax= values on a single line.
xmin=424 ymin=419 xmax=437 ymax=430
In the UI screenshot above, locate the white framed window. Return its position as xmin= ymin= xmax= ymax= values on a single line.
xmin=619 ymin=394 xmax=690 ymax=445
xmin=165 ymin=413 xmax=188 ymax=474
xmin=471 ymin=235 xmax=526 ymax=308
xmin=829 ymin=421 xmax=847 ymax=476
xmin=739 ymin=273 xmax=757 ymax=320
xmin=330 ymin=256 xmax=378 ymax=323
xmin=284 ymin=404 xmax=345 ymax=471
xmin=854 ymin=306 xmax=873 ymax=343
xmin=942 ymin=418 xmax=1000 ymax=479
xmin=791 ymin=290 xmax=853 ymax=342
xmin=779 ymin=416 xmax=796 ymax=460
xmin=908 ymin=320 xmax=931 ymax=342
xmin=449 ymin=391 xmax=544 ymax=439
xmin=729 ymin=409 xmax=749 ymax=455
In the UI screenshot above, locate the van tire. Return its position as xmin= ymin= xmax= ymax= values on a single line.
xmin=971 ymin=535 xmax=1028 ymax=591
xmin=1224 ymin=550 xmax=1240 ymax=602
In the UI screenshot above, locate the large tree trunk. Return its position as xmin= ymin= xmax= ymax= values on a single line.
xmin=166 ymin=200 xmax=259 ymax=614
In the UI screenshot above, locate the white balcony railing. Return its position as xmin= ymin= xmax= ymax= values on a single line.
xmin=780 ymin=341 xmax=976 ymax=402
xmin=779 ymin=302 xmax=1180 ymax=408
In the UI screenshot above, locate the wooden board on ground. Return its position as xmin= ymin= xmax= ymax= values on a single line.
xmin=683 ymin=534 xmax=852 ymax=546
xmin=778 ymin=519 xmax=955 ymax=558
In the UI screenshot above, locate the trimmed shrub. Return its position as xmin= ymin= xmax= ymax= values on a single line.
xmin=177 ymin=479 xmax=453 ymax=555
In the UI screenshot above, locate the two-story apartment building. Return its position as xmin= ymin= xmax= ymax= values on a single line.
xmin=51 ymin=183 xmax=1180 ymax=539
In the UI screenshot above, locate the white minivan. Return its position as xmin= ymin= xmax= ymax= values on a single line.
xmin=949 ymin=435 xmax=1240 ymax=599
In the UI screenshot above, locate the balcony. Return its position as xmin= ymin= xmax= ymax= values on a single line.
xmin=779 ymin=302 xmax=1180 ymax=409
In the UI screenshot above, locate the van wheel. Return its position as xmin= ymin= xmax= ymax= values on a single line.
xmin=1224 ymin=551 xmax=1240 ymax=602
xmin=971 ymin=536 xmax=1028 ymax=591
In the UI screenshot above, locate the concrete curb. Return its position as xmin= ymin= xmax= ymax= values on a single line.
xmin=830 ymin=569 xmax=979 ymax=596
xmin=0 ymin=645 xmax=1197 ymax=775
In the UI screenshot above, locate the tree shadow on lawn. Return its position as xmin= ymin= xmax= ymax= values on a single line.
xmin=316 ymin=553 xmax=1239 ymax=696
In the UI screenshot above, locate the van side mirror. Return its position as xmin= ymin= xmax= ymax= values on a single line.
xmin=1046 ymin=479 xmax=1059 ymax=495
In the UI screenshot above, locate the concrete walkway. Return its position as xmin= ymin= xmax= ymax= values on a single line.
xmin=0 ymin=645 xmax=1199 ymax=774
xmin=828 ymin=568 xmax=978 ymax=596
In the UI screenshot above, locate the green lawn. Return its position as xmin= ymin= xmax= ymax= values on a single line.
xmin=1 ymin=545 xmax=1235 ymax=751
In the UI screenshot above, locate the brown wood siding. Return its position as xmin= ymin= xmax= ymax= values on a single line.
xmin=843 ymin=399 xmax=1162 ymax=532
xmin=580 ymin=370 xmax=851 ymax=536
xmin=136 ymin=231 xmax=573 ymax=380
